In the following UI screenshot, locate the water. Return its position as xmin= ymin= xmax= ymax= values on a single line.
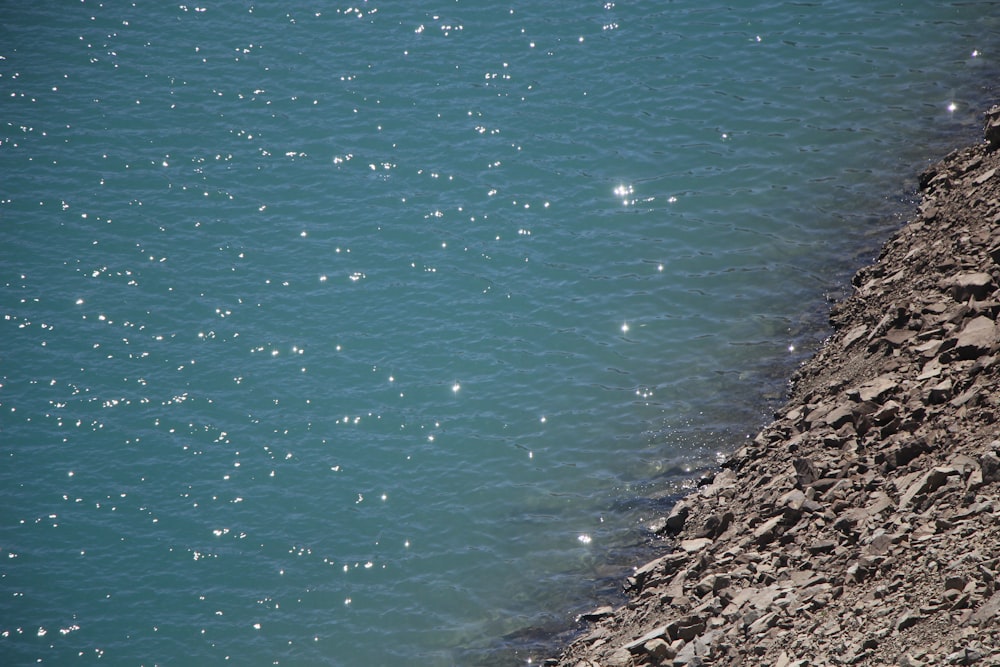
xmin=1 ymin=2 xmax=998 ymax=665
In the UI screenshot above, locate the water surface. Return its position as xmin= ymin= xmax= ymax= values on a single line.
xmin=1 ymin=2 xmax=998 ymax=665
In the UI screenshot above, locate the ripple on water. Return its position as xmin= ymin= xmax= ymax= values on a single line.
xmin=1 ymin=1 xmax=999 ymax=665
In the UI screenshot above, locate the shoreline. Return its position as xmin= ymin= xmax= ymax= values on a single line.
xmin=544 ymin=107 xmax=1000 ymax=666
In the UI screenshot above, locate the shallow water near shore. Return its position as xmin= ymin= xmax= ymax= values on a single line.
xmin=1 ymin=2 xmax=999 ymax=665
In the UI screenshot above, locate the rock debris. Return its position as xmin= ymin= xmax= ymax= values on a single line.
xmin=549 ymin=105 xmax=1000 ymax=667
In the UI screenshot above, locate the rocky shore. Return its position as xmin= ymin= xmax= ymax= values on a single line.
xmin=547 ymin=108 xmax=1000 ymax=666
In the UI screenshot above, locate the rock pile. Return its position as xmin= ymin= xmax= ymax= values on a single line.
xmin=550 ymin=107 xmax=1000 ymax=666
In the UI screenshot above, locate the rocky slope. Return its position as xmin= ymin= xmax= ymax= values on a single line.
xmin=548 ymin=107 xmax=1000 ymax=666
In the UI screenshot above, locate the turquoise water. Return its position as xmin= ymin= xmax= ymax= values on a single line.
xmin=1 ymin=2 xmax=998 ymax=665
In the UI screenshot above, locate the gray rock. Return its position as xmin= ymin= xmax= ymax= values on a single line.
xmin=665 ymin=500 xmax=691 ymax=534
xmin=672 ymin=629 xmax=716 ymax=666
xmin=579 ymin=606 xmax=614 ymax=622
xmin=925 ymin=378 xmax=954 ymax=404
xmin=946 ymin=646 xmax=985 ymax=664
xmin=945 ymin=576 xmax=968 ymax=591
xmin=899 ymin=467 xmax=955 ymax=510
xmin=824 ymin=403 xmax=855 ymax=429
xmin=672 ymin=615 xmax=706 ymax=642
xmin=896 ymin=609 xmax=923 ymax=631
xmin=622 ymin=625 xmax=668 ymax=652
xmin=752 ymin=516 xmax=783 ymax=545
xmin=792 ymin=457 xmax=819 ymax=487
xmin=985 ymin=104 xmax=1000 ymax=149
xmin=968 ymin=591 xmax=1000 ymax=625
xmin=856 ymin=375 xmax=899 ymax=403
xmin=949 ymin=386 xmax=981 ymax=408
xmin=643 ymin=516 xmax=669 ymax=535
xmin=979 ymin=451 xmax=1000 ymax=483
xmin=884 ymin=328 xmax=916 ymax=346
xmin=672 ymin=646 xmax=703 ymax=667
xmin=643 ymin=638 xmax=674 ymax=661
xmin=989 ymin=243 xmax=1000 ymax=266
xmin=697 ymin=511 xmax=733 ymax=539
xmin=679 ymin=538 xmax=712 ymax=553
xmin=603 ymin=647 xmax=634 ymax=667
xmin=945 ymin=272 xmax=995 ymax=301
xmin=693 ymin=574 xmax=719 ymax=598
xmin=842 ymin=324 xmax=869 ymax=348
xmin=872 ymin=400 xmax=901 ymax=425
xmin=973 ymin=167 xmax=997 ymax=185
xmin=953 ymin=315 xmax=1000 ymax=359
xmin=629 ymin=556 xmax=666 ymax=592
xmin=807 ymin=540 xmax=837 ymax=555
xmin=866 ymin=533 xmax=893 ymax=556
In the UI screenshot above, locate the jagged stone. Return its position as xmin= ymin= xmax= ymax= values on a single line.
xmin=945 ymin=576 xmax=968 ymax=591
xmin=668 ymin=615 xmax=706 ymax=642
xmin=679 ymin=538 xmax=712 ymax=553
xmin=842 ymin=324 xmax=869 ymax=348
xmin=579 ymin=606 xmax=615 ymax=622
xmin=865 ymin=533 xmax=893 ymax=556
xmin=672 ymin=644 xmax=704 ymax=667
xmin=979 ymin=451 xmax=1000 ymax=483
xmin=945 ymin=646 xmax=985 ymax=664
xmin=622 ymin=625 xmax=669 ymax=652
xmin=854 ymin=376 xmax=899 ymax=403
xmin=824 ymin=404 xmax=855 ymax=429
xmin=896 ymin=609 xmax=923 ymax=631
xmin=752 ymin=516 xmax=782 ymax=545
xmin=630 ymin=553 xmax=685 ymax=592
xmin=603 ymin=647 xmax=634 ymax=667
xmin=968 ymin=591 xmax=1000 ymax=626
xmin=643 ymin=638 xmax=675 ymax=661
xmin=899 ymin=467 xmax=955 ymax=510
xmin=952 ymin=316 xmax=1000 ymax=360
xmin=884 ymin=328 xmax=916 ymax=347
xmin=989 ymin=244 xmax=1000 ymax=266
xmin=950 ymin=386 xmax=981 ymax=408
xmin=985 ymin=105 xmax=1000 ymax=149
xmin=926 ymin=378 xmax=954 ymax=404
xmin=792 ymin=457 xmax=819 ymax=487
xmin=806 ymin=540 xmax=836 ymax=555
xmin=973 ymin=167 xmax=997 ymax=185
xmin=664 ymin=500 xmax=691 ymax=535
xmin=696 ymin=511 xmax=733 ymax=539
xmin=871 ymin=400 xmax=901 ymax=425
